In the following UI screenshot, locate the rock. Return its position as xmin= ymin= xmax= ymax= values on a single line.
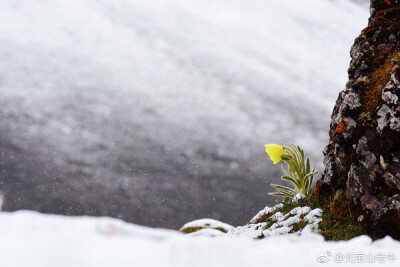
xmin=186 ymin=228 xmax=224 ymax=237
xmin=314 ymin=0 xmax=400 ymax=239
xmin=179 ymin=218 xmax=234 ymax=235
xmin=0 ymin=191 xmax=8 ymax=212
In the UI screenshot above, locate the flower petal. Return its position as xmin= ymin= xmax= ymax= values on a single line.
xmin=265 ymin=144 xmax=284 ymax=164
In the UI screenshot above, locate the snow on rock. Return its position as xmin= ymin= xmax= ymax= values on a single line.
xmin=180 ymin=218 xmax=234 ymax=234
xmin=1 ymin=210 xmax=400 ymax=267
xmin=249 ymin=203 xmax=283 ymax=224
xmin=225 ymin=202 xmax=322 ymax=239
xmin=187 ymin=228 xmax=224 ymax=237
xmin=292 ymin=193 xmax=307 ymax=203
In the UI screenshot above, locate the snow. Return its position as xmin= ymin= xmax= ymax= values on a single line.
xmin=292 ymin=193 xmax=307 ymax=202
xmin=0 ymin=210 xmax=399 ymax=267
xmin=188 ymin=228 xmax=224 ymax=237
xmin=250 ymin=203 xmax=283 ymax=223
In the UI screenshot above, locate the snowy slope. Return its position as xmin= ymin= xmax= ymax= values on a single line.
xmin=0 ymin=0 xmax=369 ymax=228
xmin=0 ymin=211 xmax=399 ymax=267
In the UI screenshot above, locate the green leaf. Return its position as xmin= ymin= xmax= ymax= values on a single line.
xmin=292 ymin=162 xmax=302 ymax=179
xmin=271 ymin=184 xmax=296 ymax=194
xmin=268 ymin=192 xmax=293 ymax=198
xmin=281 ymin=165 xmax=292 ymax=178
xmin=281 ymin=175 xmax=301 ymax=188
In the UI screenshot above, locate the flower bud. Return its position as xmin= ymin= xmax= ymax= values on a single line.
xmin=281 ymin=154 xmax=292 ymax=161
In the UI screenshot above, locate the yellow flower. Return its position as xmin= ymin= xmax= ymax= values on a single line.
xmin=265 ymin=144 xmax=284 ymax=164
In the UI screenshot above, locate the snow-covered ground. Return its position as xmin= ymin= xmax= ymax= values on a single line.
xmin=0 ymin=0 xmax=369 ymax=228
xmin=0 ymin=210 xmax=399 ymax=267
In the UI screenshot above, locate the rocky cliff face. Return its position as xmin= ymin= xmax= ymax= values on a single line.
xmin=315 ymin=0 xmax=400 ymax=239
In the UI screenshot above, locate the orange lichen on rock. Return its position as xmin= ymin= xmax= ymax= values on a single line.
xmin=335 ymin=121 xmax=349 ymax=133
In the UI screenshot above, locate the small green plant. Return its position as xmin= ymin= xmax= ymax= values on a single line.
xmin=359 ymin=112 xmax=372 ymax=121
xmin=265 ymin=143 xmax=317 ymax=203
xmin=391 ymin=53 xmax=400 ymax=64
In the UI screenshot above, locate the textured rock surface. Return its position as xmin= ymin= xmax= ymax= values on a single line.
xmin=315 ymin=0 xmax=400 ymax=239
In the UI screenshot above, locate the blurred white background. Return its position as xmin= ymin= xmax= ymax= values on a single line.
xmin=0 ymin=0 xmax=368 ymax=228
